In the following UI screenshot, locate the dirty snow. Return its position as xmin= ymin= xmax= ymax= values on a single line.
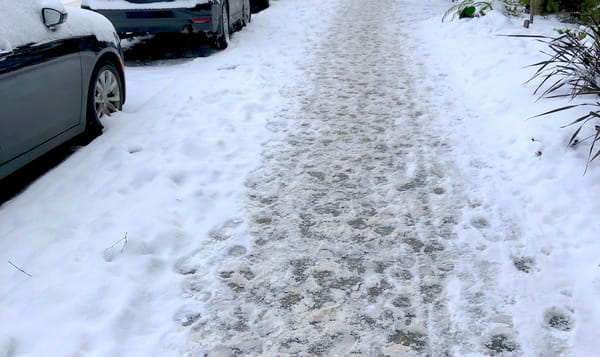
xmin=1 ymin=0 xmax=600 ymax=356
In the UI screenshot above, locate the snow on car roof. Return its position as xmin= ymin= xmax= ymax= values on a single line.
xmin=82 ymin=0 xmax=210 ymax=10
xmin=0 ymin=0 xmax=117 ymax=51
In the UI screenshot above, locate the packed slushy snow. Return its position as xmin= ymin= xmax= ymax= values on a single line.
xmin=185 ymin=1 xmax=461 ymax=355
xmin=177 ymin=0 xmax=571 ymax=355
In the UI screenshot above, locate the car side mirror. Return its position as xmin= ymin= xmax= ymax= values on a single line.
xmin=42 ymin=8 xmax=68 ymax=30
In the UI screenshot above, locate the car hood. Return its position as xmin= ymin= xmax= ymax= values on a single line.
xmin=67 ymin=7 xmax=120 ymax=45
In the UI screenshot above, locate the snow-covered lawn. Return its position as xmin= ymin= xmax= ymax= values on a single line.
xmin=1 ymin=0 xmax=599 ymax=355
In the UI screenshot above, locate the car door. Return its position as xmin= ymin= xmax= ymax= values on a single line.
xmin=0 ymin=37 xmax=83 ymax=168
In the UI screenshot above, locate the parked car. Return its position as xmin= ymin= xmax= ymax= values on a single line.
xmin=81 ymin=0 xmax=251 ymax=50
xmin=0 ymin=0 xmax=125 ymax=181
xmin=251 ymin=0 xmax=269 ymax=13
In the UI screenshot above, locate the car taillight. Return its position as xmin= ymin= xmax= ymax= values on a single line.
xmin=191 ymin=18 xmax=211 ymax=24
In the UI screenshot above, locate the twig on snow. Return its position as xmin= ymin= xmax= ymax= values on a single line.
xmin=8 ymin=260 xmax=32 ymax=277
xmin=104 ymin=232 xmax=128 ymax=254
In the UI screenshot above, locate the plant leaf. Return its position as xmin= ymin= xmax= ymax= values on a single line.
xmin=460 ymin=6 xmax=476 ymax=18
xmin=530 ymin=104 xmax=583 ymax=118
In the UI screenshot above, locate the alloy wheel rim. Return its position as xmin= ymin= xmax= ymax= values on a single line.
xmin=94 ymin=69 xmax=120 ymax=119
xmin=223 ymin=7 xmax=230 ymax=42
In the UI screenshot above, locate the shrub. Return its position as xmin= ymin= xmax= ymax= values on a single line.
xmin=442 ymin=0 xmax=494 ymax=22
xmin=546 ymin=0 xmax=562 ymax=13
xmin=527 ymin=17 xmax=600 ymax=167
xmin=442 ymin=1 xmax=534 ymax=21
xmin=557 ymin=0 xmax=584 ymax=12
xmin=582 ymin=0 xmax=600 ymax=18
xmin=537 ymin=0 xmax=600 ymax=21
xmin=501 ymin=0 xmax=527 ymax=16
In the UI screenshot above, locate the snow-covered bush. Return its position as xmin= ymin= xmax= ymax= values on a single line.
xmin=442 ymin=0 xmax=493 ymax=22
xmin=499 ymin=0 xmax=527 ymax=16
xmin=442 ymin=0 xmax=528 ymax=22
xmin=445 ymin=0 xmax=600 ymax=21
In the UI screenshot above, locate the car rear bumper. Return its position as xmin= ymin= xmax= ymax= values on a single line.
xmin=83 ymin=5 xmax=220 ymax=35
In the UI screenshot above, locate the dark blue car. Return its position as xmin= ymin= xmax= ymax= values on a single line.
xmin=82 ymin=0 xmax=252 ymax=49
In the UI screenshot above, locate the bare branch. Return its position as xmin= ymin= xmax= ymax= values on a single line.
xmin=104 ymin=232 xmax=128 ymax=254
xmin=8 ymin=260 xmax=32 ymax=277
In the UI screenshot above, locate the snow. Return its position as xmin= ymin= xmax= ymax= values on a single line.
xmin=415 ymin=5 xmax=600 ymax=356
xmin=0 ymin=0 xmax=117 ymax=51
xmin=1 ymin=0 xmax=600 ymax=355
xmin=0 ymin=0 xmax=342 ymax=355
xmin=81 ymin=0 xmax=209 ymax=10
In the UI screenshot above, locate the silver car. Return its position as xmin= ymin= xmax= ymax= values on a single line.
xmin=0 ymin=0 xmax=125 ymax=180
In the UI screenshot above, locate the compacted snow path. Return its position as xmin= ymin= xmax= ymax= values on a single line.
xmin=182 ymin=0 xmax=501 ymax=355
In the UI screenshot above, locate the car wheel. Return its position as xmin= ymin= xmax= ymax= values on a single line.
xmin=214 ymin=2 xmax=230 ymax=50
xmin=242 ymin=0 xmax=251 ymax=26
xmin=86 ymin=62 xmax=123 ymax=138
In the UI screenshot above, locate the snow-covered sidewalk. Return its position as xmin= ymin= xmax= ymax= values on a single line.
xmin=2 ymin=0 xmax=600 ymax=355
xmin=181 ymin=0 xmax=467 ymax=354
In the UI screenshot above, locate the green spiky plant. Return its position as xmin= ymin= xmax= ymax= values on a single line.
xmin=527 ymin=17 xmax=600 ymax=168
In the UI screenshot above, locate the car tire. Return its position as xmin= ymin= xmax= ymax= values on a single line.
xmin=85 ymin=61 xmax=123 ymax=139
xmin=214 ymin=2 xmax=230 ymax=50
xmin=242 ymin=0 xmax=251 ymax=27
